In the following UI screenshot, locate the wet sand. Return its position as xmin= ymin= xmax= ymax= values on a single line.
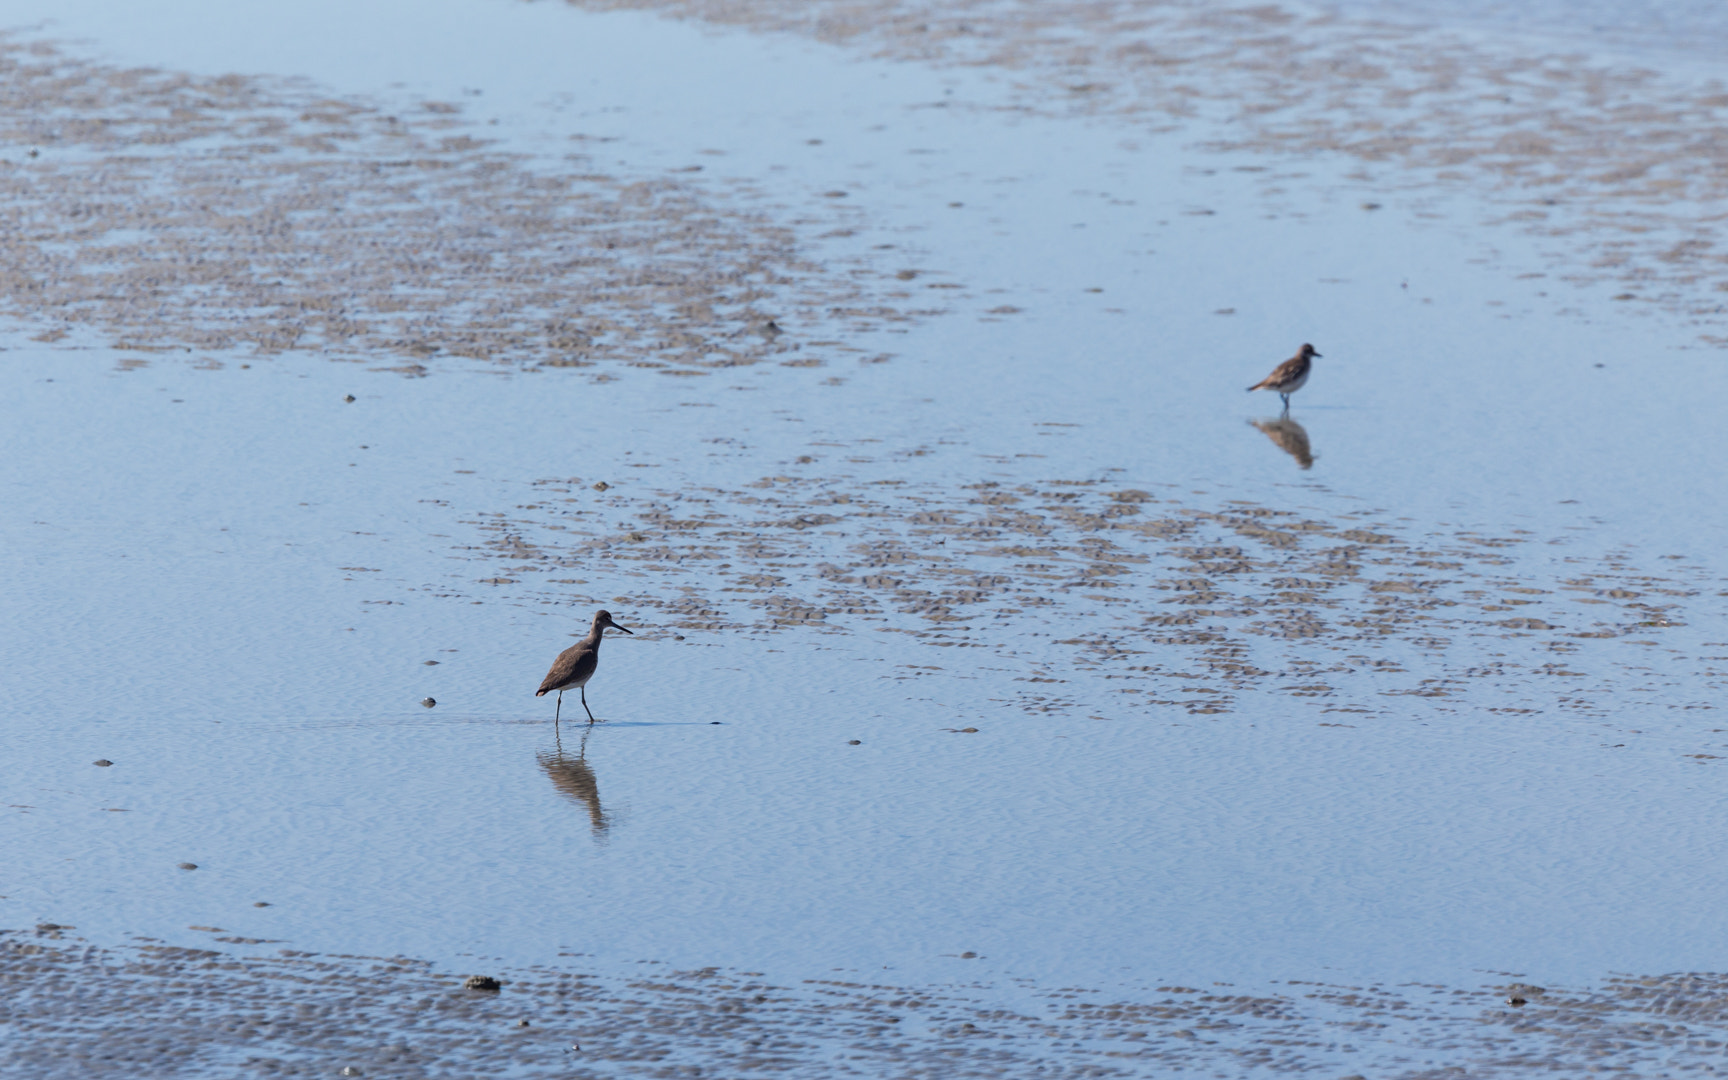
xmin=448 ymin=469 xmax=1720 ymax=719
xmin=568 ymin=0 xmax=1728 ymax=342
xmin=10 ymin=928 xmax=1728 ymax=1078
xmin=5 ymin=0 xmax=1728 ymax=1075
xmin=0 ymin=34 xmax=910 ymax=370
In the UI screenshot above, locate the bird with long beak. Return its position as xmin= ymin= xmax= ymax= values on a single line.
xmin=537 ymin=609 xmax=633 ymax=725
xmin=1247 ymin=343 xmax=1321 ymax=411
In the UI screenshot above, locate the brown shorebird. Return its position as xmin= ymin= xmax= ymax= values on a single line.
xmin=1247 ymin=343 xmax=1320 ymax=410
xmin=536 ymin=609 xmax=632 ymax=725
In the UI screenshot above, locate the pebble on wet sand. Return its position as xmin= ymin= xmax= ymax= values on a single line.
xmin=343 ymin=394 xmax=356 ymax=403
xmin=848 ymin=739 xmax=861 ymax=745
xmin=463 ymin=975 xmax=501 ymax=992
xmin=177 ymin=863 xmax=198 ymax=871
xmin=93 ymin=759 xmax=112 ymax=766
xmin=421 ymin=698 xmax=437 ymax=708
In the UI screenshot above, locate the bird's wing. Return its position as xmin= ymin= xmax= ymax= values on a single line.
xmin=538 ymin=643 xmax=597 ymax=694
xmin=1248 ymin=355 xmax=1304 ymax=390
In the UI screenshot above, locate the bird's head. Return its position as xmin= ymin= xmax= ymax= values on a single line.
xmin=594 ymin=609 xmax=633 ymax=635
xmin=1300 ymin=343 xmax=1321 ymax=359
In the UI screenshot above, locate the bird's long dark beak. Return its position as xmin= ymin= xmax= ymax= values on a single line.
xmin=1312 ymin=350 xmax=1322 ymax=358
xmin=612 ymin=623 xmax=633 ymax=635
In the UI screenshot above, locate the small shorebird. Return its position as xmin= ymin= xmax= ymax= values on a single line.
xmin=1247 ymin=343 xmax=1321 ymax=410
xmin=536 ymin=609 xmax=633 ymax=725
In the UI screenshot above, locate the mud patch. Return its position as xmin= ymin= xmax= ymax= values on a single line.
xmin=569 ymin=0 xmax=1728 ymax=340
xmin=439 ymin=470 xmax=1723 ymax=718
xmin=0 ymin=37 xmax=915 ymax=371
xmin=7 ymin=929 xmax=1728 ymax=1078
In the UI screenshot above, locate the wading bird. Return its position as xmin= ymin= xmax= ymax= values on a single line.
xmin=1247 ymin=343 xmax=1321 ymax=411
xmin=537 ymin=609 xmax=633 ymax=725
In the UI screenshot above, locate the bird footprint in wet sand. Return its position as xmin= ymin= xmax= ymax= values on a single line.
xmin=537 ymin=609 xmax=633 ymax=725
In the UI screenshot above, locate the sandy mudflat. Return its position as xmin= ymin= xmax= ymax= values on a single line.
xmin=4 ymin=0 xmax=1728 ymax=1076
xmin=0 ymin=34 xmax=909 ymax=371
xmin=567 ymin=0 xmax=1728 ymax=340
xmin=445 ymin=468 xmax=1720 ymax=719
xmin=8 ymin=928 xmax=1728 ymax=1078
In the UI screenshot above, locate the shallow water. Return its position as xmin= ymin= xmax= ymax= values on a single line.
xmin=4 ymin=0 xmax=1728 ymax=1075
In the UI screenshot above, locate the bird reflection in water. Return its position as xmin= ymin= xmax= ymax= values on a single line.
xmin=537 ymin=727 xmax=609 ymax=838
xmin=1249 ymin=415 xmax=1315 ymax=470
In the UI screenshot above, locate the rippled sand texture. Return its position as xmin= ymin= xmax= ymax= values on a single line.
xmin=8 ymin=930 xmax=1728 ymax=1078
xmin=569 ymin=0 xmax=1728 ymax=342
xmin=0 ymin=37 xmax=910 ymax=372
xmin=444 ymin=472 xmax=1724 ymax=719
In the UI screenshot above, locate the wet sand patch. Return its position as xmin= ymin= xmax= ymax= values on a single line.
xmin=568 ymin=0 xmax=1728 ymax=342
xmin=0 ymin=37 xmax=916 ymax=373
xmin=439 ymin=469 xmax=1722 ymax=719
xmin=7 ymin=928 xmax=1728 ymax=1077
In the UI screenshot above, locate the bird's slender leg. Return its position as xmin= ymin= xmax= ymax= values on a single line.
xmin=1280 ymin=392 xmax=1290 ymax=411
xmin=582 ymin=685 xmax=596 ymax=725
xmin=554 ymin=690 xmax=563 ymax=727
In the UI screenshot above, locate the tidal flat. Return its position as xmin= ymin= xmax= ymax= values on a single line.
xmin=3 ymin=0 xmax=1727 ymax=1076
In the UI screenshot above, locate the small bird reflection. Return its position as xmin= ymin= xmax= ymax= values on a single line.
xmin=1249 ymin=415 xmax=1315 ymax=469
xmin=537 ymin=728 xmax=609 ymax=838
